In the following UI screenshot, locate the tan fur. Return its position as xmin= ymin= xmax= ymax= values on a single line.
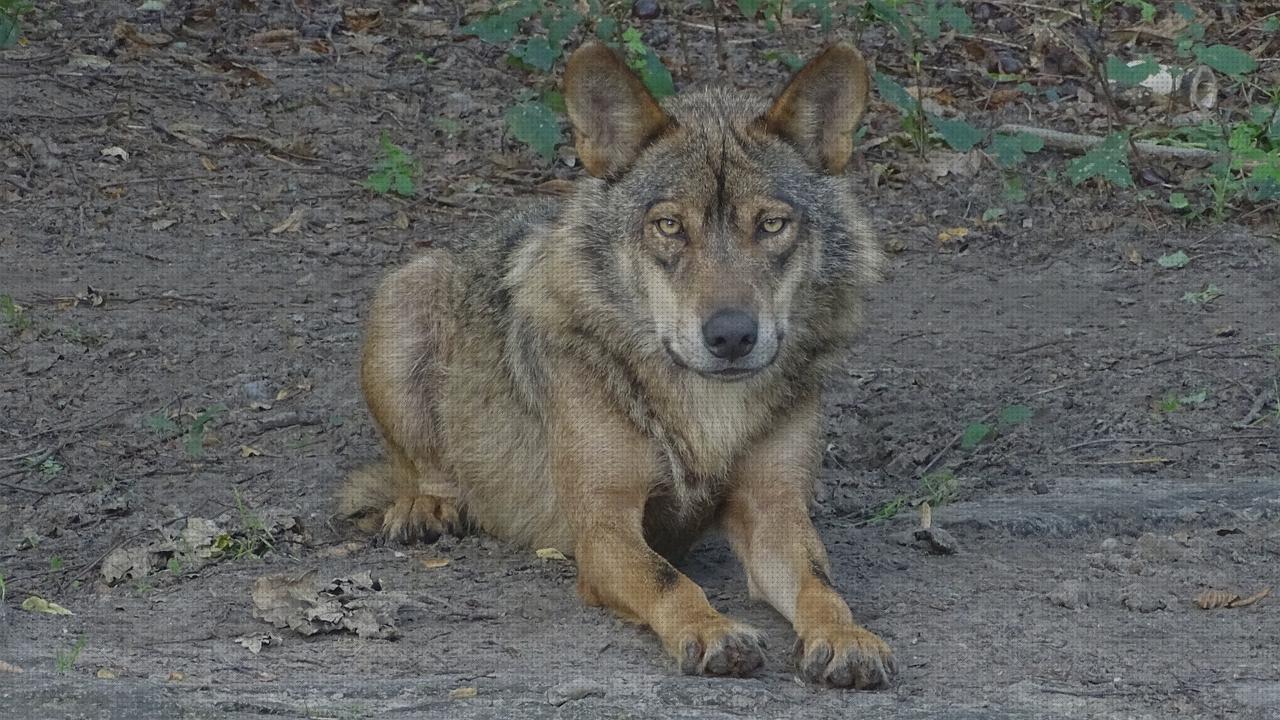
xmin=341 ymin=42 xmax=892 ymax=687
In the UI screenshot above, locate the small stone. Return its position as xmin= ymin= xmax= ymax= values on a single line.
xmin=632 ymin=0 xmax=661 ymax=19
xmin=914 ymin=526 xmax=960 ymax=555
xmin=243 ymin=380 xmax=275 ymax=401
xmin=546 ymin=679 xmax=606 ymax=706
xmin=1048 ymin=580 xmax=1089 ymax=610
xmin=1100 ymin=537 xmax=1120 ymax=552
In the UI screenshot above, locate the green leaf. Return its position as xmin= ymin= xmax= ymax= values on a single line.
xmin=1105 ymin=56 xmax=1160 ymax=86
xmin=866 ymin=0 xmax=911 ymax=42
xmin=1158 ymin=250 xmax=1190 ymax=268
xmin=928 ymin=114 xmax=984 ymax=152
xmin=0 ymin=15 xmax=20 ymax=49
xmin=366 ymin=173 xmax=391 ymax=194
xmin=1173 ymin=2 xmax=1195 ymax=21
xmin=998 ymin=404 xmax=1032 ymax=426
xmin=872 ymin=71 xmax=914 ymax=112
xmin=514 ymin=37 xmax=557 ymax=72
xmin=546 ymin=10 xmax=582 ymax=46
xmin=636 ymin=48 xmax=675 ymax=98
xmin=595 ymin=16 xmax=618 ymax=41
xmin=1193 ymin=44 xmax=1256 ymax=76
xmin=505 ymin=100 xmax=563 ymax=160
xmin=1168 ymin=193 xmax=1190 ymax=210
xmin=989 ymin=133 xmax=1040 ymax=168
xmin=981 ymin=207 xmax=1006 ymax=223
xmin=960 ymin=423 xmax=993 ymax=450
xmin=937 ymin=3 xmax=972 ymax=33
xmin=1066 ymin=133 xmax=1132 ymax=187
xmin=461 ymin=14 xmax=519 ymax=44
xmin=542 ymin=89 xmax=566 ymax=114
xmin=146 ymin=414 xmax=180 ymax=434
xmin=392 ymin=173 xmax=414 ymax=197
xmin=1178 ymin=389 xmax=1208 ymax=405
xmin=737 ymin=0 xmax=760 ymax=19
xmin=1264 ymin=16 xmax=1280 ymax=33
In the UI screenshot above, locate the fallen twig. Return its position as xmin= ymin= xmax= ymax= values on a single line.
xmin=995 ymin=123 xmax=1229 ymax=165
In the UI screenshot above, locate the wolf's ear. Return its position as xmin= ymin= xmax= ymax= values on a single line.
xmin=763 ymin=44 xmax=869 ymax=175
xmin=564 ymin=42 xmax=672 ymax=178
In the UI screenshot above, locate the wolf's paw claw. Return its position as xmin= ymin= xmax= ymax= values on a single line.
xmin=794 ymin=624 xmax=895 ymax=689
xmin=673 ymin=619 xmax=765 ymax=677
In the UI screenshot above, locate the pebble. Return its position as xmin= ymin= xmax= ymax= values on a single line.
xmin=546 ymin=679 xmax=606 ymax=706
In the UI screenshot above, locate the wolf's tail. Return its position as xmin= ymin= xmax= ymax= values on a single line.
xmin=337 ymin=460 xmax=462 ymax=539
xmin=337 ymin=462 xmax=398 ymax=534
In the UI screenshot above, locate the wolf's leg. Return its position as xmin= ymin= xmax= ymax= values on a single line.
xmin=721 ymin=396 xmax=896 ymax=689
xmin=340 ymin=250 xmax=462 ymax=542
xmin=550 ymin=382 xmax=764 ymax=677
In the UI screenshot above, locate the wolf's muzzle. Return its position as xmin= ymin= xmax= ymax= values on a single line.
xmin=702 ymin=308 xmax=758 ymax=360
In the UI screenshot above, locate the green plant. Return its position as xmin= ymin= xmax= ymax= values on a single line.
xmin=210 ymin=489 xmax=275 ymax=560
xmin=26 ymin=456 xmax=62 ymax=477
xmin=49 ymin=555 xmax=63 ymax=572
xmin=1182 ymin=284 xmax=1223 ymax=305
xmin=183 ymin=405 xmax=225 ymax=457
xmin=960 ymin=403 xmax=1032 ymax=450
xmin=0 ymin=0 xmax=33 ymax=48
xmin=1 ymin=294 xmax=31 ymax=331
xmin=868 ymin=468 xmax=959 ymax=524
xmin=1067 ymin=133 xmax=1133 ymax=188
xmin=1158 ymin=388 xmax=1208 ymax=413
xmin=365 ymin=132 xmax=418 ymax=197
xmin=55 ymin=636 xmax=87 ymax=673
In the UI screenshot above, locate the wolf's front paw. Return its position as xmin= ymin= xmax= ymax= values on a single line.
xmin=794 ymin=624 xmax=895 ymax=689
xmin=381 ymin=494 xmax=460 ymax=542
xmin=671 ymin=617 xmax=765 ymax=677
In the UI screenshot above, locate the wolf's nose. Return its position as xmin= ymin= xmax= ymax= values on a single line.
xmin=702 ymin=309 xmax=758 ymax=360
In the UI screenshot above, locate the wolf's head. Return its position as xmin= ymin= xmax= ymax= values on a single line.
xmin=557 ymin=42 xmax=881 ymax=382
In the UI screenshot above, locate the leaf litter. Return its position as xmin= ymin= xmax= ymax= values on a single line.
xmin=251 ymin=570 xmax=405 ymax=639
xmin=100 ymin=513 xmax=303 ymax=585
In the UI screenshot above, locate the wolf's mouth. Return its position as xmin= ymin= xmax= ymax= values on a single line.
xmin=662 ymin=340 xmax=771 ymax=382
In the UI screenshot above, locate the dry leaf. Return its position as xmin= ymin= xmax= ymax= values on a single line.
xmin=348 ymin=34 xmax=387 ymax=55
xmin=270 ymin=207 xmax=306 ymax=234
xmin=1125 ymin=247 xmax=1142 ymax=265
xmin=200 ymin=156 xmax=219 ymax=172
xmin=247 ymin=29 xmax=299 ymax=51
xmin=392 ymin=211 xmax=410 ymax=230
xmin=96 ymin=668 xmax=118 ymax=679
xmin=251 ymin=570 xmax=404 ymax=639
xmin=100 ymin=146 xmax=130 ymax=162
xmin=235 ymin=633 xmax=281 ymax=654
xmin=420 ymin=557 xmax=450 ymax=569
xmin=919 ymin=501 xmax=933 ymax=530
xmin=101 ymin=545 xmax=157 ymax=585
xmin=449 ymin=686 xmax=478 ymax=700
xmin=168 ymin=671 xmax=185 ymax=682
xmin=69 ymin=54 xmax=112 ymax=70
xmin=21 ymin=596 xmax=73 ymax=615
xmin=343 ymin=7 xmax=384 ymax=32
xmin=937 ymin=227 xmax=970 ymax=244
xmin=535 ymin=547 xmax=567 ymax=561
xmin=239 ymin=445 xmax=263 ymax=458
xmin=0 ymin=660 xmax=24 ymax=674
xmin=152 ymin=219 xmax=178 ymax=231
xmin=1195 ymin=586 xmax=1271 ymax=609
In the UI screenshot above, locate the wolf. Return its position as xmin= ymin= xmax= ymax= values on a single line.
xmin=340 ymin=40 xmax=893 ymax=688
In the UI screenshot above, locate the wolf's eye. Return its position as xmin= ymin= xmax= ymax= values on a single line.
xmin=655 ymin=218 xmax=684 ymax=237
xmin=759 ymin=217 xmax=788 ymax=234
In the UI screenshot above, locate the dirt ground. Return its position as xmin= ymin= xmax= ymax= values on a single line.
xmin=2 ymin=2 xmax=1278 ymax=719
